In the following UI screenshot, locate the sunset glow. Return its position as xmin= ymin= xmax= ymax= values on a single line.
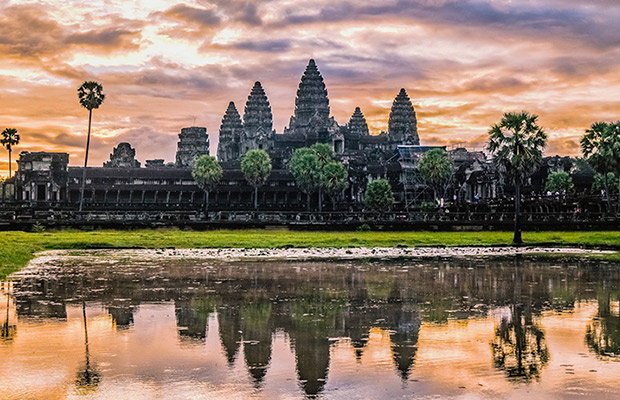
xmin=1 ymin=0 xmax=619 ymax=171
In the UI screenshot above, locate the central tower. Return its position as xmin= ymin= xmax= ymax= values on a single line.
xmin=285 ymin=59 xmax=337 ymax=139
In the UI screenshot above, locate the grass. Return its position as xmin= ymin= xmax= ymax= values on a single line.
xmin=1 ymin=229 xmax=620 ymax=279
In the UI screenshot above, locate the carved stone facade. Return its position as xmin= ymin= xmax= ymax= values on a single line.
xmin=217 ymin=59 xmax=419 ymax=166
xmin=175 ymin=127 xmax=209 ymax=168
xmin=217 ymin=102 xmax=244 ymax=163
xmin=104 ymin=142 xmax=141 ymax=168
xmin=388 ymin=88 xmax=419 ymax=148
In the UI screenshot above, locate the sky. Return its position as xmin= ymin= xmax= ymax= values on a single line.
xmin=0 ymin=0 xmax=619 ymax=172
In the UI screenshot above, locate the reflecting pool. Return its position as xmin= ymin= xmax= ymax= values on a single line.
xmin=3 ymin=253 xmax=620 ymax=399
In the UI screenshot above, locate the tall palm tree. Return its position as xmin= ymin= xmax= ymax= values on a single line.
xmin=77 ymin=81 xmax=105 ymax=212
xmin=1 ymin=128 xmax=20 ymax=179
xmin=487 ymin=111 xmax=547 ymax=245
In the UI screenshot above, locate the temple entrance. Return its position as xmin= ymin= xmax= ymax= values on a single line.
xmin=37 ymin=184 xmax=46 ymax=201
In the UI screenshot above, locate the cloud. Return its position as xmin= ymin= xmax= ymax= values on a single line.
xmin=163 ymin=4 xmax=222 ymax=26
xmin=65 ymin=27 xmax=141 ymax=50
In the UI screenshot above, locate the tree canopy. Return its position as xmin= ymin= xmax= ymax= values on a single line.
xmin=241 ymin=149 xmax=272 ymax=210
xmin=320 ymin=161 xmax=349 ymax=207
xmin=192 ymin=155 xmax=223 ymax=191
xmin=545 ymin=170 xmax=574 ymax=193
xmin=581 ymin=121 xmax=620 ymax=209
xmin=290 ymin=148 xmax=321 ymax=195
xmin=77 ymin=81 xmax=106 ymax=111
xmin=364 ymin=179 xmax=394 ymax=212
xmin=417 ymin=148 xmax=453 ymax=200
xmin=487 ymin=111 xmax=547 ymax=183
xmin=241 ymin=149 xmax=272 ymax=187
xmin=1 ymin=128 xmax=20 ymax=179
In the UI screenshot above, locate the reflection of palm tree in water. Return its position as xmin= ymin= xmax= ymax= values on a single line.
xmin=491 ymin=304 xmax=549 ymax=382
xmin=1 ymin=282 xmax=16 ymax=340
xmin=75 ymin=301 xmax=100 ymax=393
xmin=491 ymin=258 xmax=549 ymax=382
xmin=585 ymin=290 xmax=620 ymax=359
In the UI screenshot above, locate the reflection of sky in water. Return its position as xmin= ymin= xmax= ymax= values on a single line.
xmin=1 ymin=258 xmax=620 ymax=399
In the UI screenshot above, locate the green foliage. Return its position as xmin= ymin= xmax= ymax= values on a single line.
xmin=32 ymin=222 xmax=46 ymax=233
xmin=418 ymin=148 xmax=453 ymax=198
xmin=487 ymin=111 xmax=547 ymax=183
xmin=356 ymin=223 xmax=371 ymax=232
xmin=421 ymin=201 xmax=435 ymax=212
xmin=192 ymin=155 xmax=223 ymax=191
xmin=1 ymin=127 xmax=20 ymax=178
xmin=320 ymin=161 xmax=349 ymax=198
xmin=581 ymin=122 xmax=620 ymax=208
xmin=545 ymin=170 xmax=574 ymax=193
xmin=77 ymin=81 xmax=105 ymax=111
xmin=289 ymin=148 xmax=321 ymax=194
xmin=581 ymin=121 xmax=620 ymax=176
xmin=241 ymin=149 xmax=272 ymax=187
xmin=593 ymin=172 xmax=618 ymax=193
xmin=364 ymin=179 xmax=394 ymax=212
xmin=1 ymin=128 xmax=19 ymax=151
xmin=310 ymin=143 xmax=335 ymax=167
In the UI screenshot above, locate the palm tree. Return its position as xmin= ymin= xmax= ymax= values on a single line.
xmin=241 ymin=149 xmax=272 ymax=210
xmin=487 ymin=111 xmax=547 ymax=245
xmin=77 ymin=81 xmax=105 ymax=212
xmin=192 ymin=155 xmax=223 ymax=213
xmin=1 ymin=128 xmax=20 ymax=178
xmin=581 ymin=121 xmax=620 ymax=212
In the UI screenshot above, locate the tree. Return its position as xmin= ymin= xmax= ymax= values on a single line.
xmin=310 ymin=143 xmax=335 ymax=212
xmin=417 ymin=148 xmax=453 ymax=201
xmin=320 ymin=161 xmax=349 ymax=210
xmin=364 ymin=179 xmax=394 ymax=213
xmin=545 ymin=170 xmax=574 ymax=194
xmin=593 ymin=172 xmax=618 ymax=195
xmin=192 ymin=155 xmax=223 ymax=213
xmin=241 ymin=149 xmax=272 ymax=210
xmin=1 ymin=128 xmax=19 ymax=179
xmin=487 ymin=111 xmax=547 ymax=245
xmin=77 ymin=81 xmax=105 ymax=212
xmin=290 ymin=148 xmax=321 ymax=211
xmin=581 ymin=121 xmax=620 ymax=212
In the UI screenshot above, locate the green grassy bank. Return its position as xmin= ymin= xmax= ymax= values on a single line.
xmin=1 ymin=229 xmax=620 ymax=279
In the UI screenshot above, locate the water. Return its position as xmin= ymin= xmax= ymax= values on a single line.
xmin=2 ymin=253 xmax=620 ymax=399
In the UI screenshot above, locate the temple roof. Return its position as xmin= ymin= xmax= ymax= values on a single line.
xmin=292 ymin=59 xmax=330 ymax=128
xmin=348 ymin=107 xmax=370 ymax=137
xmin=388 ymin=88 xmax=419 ymax=145
xmin=243 ymin=81 xmax=273 ymax=136
xmin=219 ymin=101 xmax=243 ymax=141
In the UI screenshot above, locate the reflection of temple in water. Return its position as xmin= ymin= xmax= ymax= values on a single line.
xmin=7 ymin=257 xmax=620 ymax=397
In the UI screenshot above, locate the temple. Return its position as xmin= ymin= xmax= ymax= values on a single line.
xmin=4 ymin=59 xmax=592 ymax=219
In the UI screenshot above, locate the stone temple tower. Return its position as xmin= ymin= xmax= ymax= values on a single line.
xmin=242 ymin=82 xmax=274 ymax=153
xmin=175 ymin=126 xmax=209 ymax=168
xmin=348 ymin=107 xmax=370 ymax=137
xmin=387 ymin=88 xmax=419 ymax=147
xmin=217 ymin=102 xmax=243 ymax=162
xmin=285 ymin=59 xmax=338 ymax=139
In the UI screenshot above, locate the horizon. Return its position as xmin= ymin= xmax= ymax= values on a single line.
xmin=1 ymin=0 xmax=619 ymax=173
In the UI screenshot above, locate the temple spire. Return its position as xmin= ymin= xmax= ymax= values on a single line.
xmin=292 ymin=59 xmax=330 ymax=129
xmin=217 ymin=101 xmax=243 ymax=162
xmin=348 ymin=107 xmax=369 ymax=136
xmin=243 ymin=81 xmax=273 ymax=138
xmin=388 ymin=88 xmax=419 ymax=145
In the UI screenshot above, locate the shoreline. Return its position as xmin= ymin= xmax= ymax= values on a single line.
xmin=17 ymin=246 xmax=617 ymax=271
